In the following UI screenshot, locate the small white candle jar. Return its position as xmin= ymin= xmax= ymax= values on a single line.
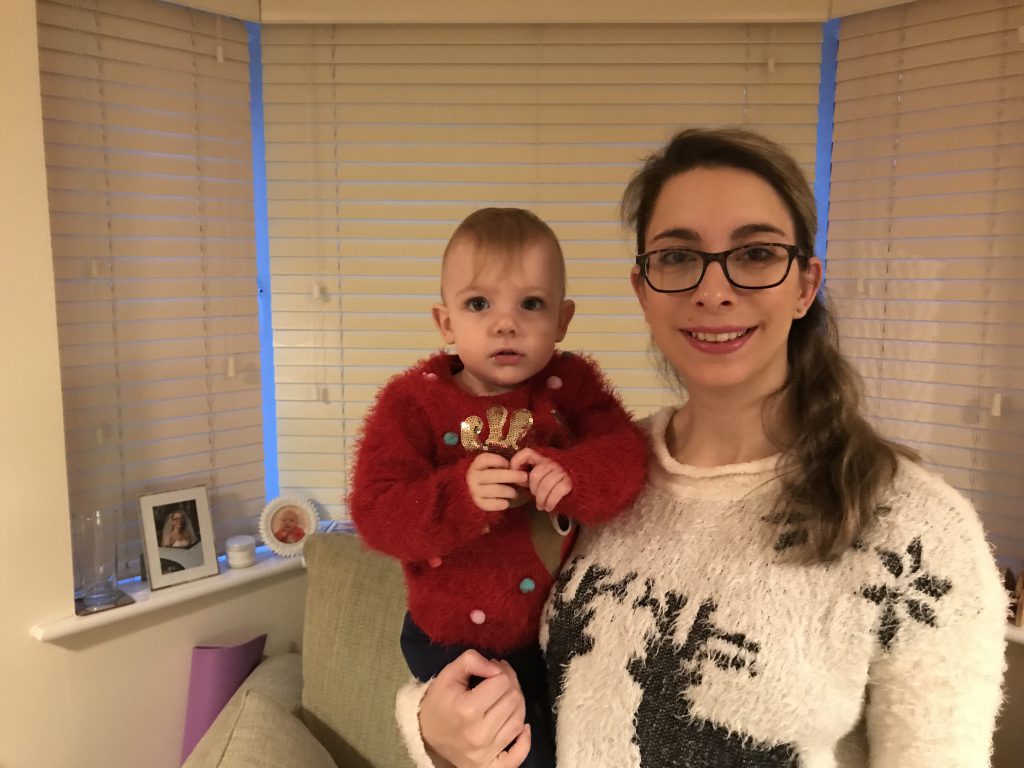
xmin=225 ymin=534 xmax=256 ymax=568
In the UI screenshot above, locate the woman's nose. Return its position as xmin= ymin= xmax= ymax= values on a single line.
xmin=692 ymin=262 xmax=735 ymax=306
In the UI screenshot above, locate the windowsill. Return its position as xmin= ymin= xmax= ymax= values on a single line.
xmin=32 ymin=539 xmax=1024 ymax=646
xmin=31 ymin=546 xmax=304 ymax=643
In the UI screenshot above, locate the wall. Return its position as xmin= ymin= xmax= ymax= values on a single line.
xmin=0 ymin=2 xmax=306 ymax=767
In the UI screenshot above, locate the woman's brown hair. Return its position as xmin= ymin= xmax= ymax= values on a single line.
xmin=622 ymin=128 xmax=917 ymax=563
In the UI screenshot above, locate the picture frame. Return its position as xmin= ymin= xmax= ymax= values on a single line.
xmin=139 ymin=486 xmax=219 ymax=589
xmin=259 ymin=497 xmax=318 ymax=557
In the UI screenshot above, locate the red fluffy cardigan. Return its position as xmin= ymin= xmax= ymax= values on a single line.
xmin=349 ymin=351 xmax=647 ymax=653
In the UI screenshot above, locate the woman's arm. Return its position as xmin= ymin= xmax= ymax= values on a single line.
xmin=396 ymin=650 xmax=532 ymax=768
xmin=864 ymin=496 xmax=1006 ymax=767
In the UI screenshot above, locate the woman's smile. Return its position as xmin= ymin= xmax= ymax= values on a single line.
xmin=682 ymin=326 xmax=756 ymax=354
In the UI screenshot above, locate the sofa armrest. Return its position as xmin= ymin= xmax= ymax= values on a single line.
xmin=183 ymin=653 xmax=309 ymax=768
xmin=237 ymin=653 xmax=303 ymax=715
xmin=182 ymin=687 xmax=335 ymax=768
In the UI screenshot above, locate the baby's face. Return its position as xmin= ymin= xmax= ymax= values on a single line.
xmin=433 ymin=240 xmax=574 ymax=396
xmin=278 ymin=511 xmax=299 ymax=531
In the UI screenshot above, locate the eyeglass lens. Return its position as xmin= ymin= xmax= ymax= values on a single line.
xmin=645 ymin=244 xmax=793 ymax=291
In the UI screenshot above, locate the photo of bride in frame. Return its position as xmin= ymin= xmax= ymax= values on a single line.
xmin=139 ymin=486 xmax=219 ymax=589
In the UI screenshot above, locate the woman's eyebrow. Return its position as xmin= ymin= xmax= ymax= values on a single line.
xmin=732 ymin=222 xmax=788 ymax=239
xmin=649 ymin=223 xmax=788 ymax=245
xmin=649 ymin=227 xmax=700 ymax=243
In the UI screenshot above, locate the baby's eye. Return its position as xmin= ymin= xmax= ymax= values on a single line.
xmin=521 ymin=297 xmax=545 ymax=311
xmin=466 ymin=297 xmax=489 ymax=312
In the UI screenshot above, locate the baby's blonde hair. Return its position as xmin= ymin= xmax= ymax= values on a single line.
xmin=441 ymin=208 xmax=566 ymax=297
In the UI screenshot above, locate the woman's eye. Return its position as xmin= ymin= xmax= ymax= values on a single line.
xmin=466 ymin=297 xmax=489 ymax=312
xmin=737 ymin=244 xmax=784 ymax=263
xmin=657 ymin=249 xmax=699 ymax=267
xmin=521 ymin=297 xmax=544 ymax=311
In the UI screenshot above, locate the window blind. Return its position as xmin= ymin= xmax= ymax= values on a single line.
xmin=829 ymin=0 xmax=1024 ymax=565
xmin=261 ymin=22 xmax=825 ymax=519
xmin=38 ymin=0 xmax=264 ymax=579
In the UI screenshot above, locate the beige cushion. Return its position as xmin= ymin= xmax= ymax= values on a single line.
xmin=184 ymin=688 xmax=335 ymax=768
xmin=182 ymin=653 xmax=304 ymax=768
xmin=301 ymin=533 xmax=414 ymax=768
xmin=237 ymin=652 xmax=303 ymax=715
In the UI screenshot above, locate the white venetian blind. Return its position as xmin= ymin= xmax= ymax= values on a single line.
xmin=38 ymin=0 xmax=265 ymax=577
xmin=828 ymin=0 xmax=1024 ymax=565
xmin=261 ymin=22 xmax=824 ymax=519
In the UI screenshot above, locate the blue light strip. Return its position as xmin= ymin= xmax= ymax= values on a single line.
xmin=814 ymin=18 xmax=840 ymax=276
xmin=247 ymin=21 xmax=279 ymax=500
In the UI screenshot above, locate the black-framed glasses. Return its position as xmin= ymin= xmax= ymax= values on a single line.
xmin=635 ymin=243 xmax=804 ymax=293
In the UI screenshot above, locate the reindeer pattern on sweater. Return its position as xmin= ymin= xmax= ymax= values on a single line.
xmin=539 ymin=407 xmax=1005 ymax=768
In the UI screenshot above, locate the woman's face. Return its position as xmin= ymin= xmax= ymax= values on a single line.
xmin=631 ymin=166 xmax=821 ymax=401
xmin=170 ymin=511 xmax=185 ymax=529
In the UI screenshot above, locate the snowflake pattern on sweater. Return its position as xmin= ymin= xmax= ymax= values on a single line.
xmin=539 ymin=407 xmax=1006 ymax=768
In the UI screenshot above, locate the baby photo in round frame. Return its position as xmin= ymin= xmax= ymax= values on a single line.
xmin=259 ymin=497 xmax=318 ymax=557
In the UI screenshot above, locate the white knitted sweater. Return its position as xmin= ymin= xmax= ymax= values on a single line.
xmin=398 ymin=407 xmax=1006 ymax=768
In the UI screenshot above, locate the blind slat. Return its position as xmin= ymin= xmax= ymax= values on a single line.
xmin=41 ymin=0 xmax=263 ymax=580
xmin=831 ymin=0 xmax=1024 ymax=565
xmin=264 ymin=22 xmax=822 ymax=514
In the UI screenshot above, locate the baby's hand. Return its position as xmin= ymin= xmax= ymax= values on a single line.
xmin=509 ymin=448 xmax=573 ymax=512
xmin=467 ymin=452 xmax=530 ymax=513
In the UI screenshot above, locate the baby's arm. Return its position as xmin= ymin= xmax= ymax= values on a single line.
xmin=350 ymin=375 xmax=526 ymax=562
xmin=514 ymin=353 xmax=647 ymax=525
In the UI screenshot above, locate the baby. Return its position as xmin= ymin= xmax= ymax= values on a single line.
xmin=273 ymin=508 xmax=305 ymax=544
xmin=350 ymin=208 xmax=646 ymax=767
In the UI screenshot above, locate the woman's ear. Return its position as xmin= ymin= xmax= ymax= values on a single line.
xmin=795 ymin=257 xmax=824 ymax=317
xmin=431 ymin=303 xmax=455 ymax=344
xmin=631 ymin=265 xmax=651 ymax=314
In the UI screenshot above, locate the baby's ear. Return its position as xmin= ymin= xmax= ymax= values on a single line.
xmin=432 ymin=303 xmax=455 ymax=344
xmin=555 ymin=299 xmax=576 ymax=342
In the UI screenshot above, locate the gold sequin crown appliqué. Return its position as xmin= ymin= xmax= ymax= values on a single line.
xmin=460 ymin=405 xmax=534 ymax=457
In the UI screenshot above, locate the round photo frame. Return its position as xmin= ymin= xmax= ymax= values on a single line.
xmin=259 ymin=497 xmax=319 ymax=557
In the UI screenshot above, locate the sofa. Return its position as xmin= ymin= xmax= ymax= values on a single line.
xmin=182 ymin=532 xmax=415 ymax=768
xmin=180 ymin=529 xmax=1024 ymax=768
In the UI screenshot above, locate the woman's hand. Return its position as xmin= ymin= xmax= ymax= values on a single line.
xmin=419 ymin=650 xmax=532 ymax=768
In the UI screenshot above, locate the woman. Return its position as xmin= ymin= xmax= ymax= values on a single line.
xmin=160 ymin=507 xmax=197 ymax=548
xmin=402 ymin=128 xmax=1006 ymax=768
